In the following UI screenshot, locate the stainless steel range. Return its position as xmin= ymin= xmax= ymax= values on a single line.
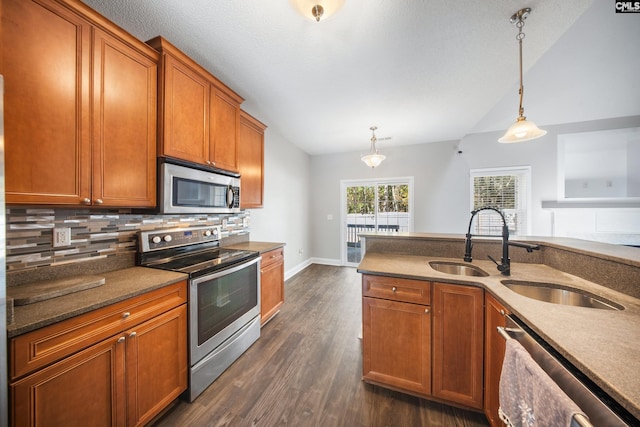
xmin=137 ymin=226 xmax=261 ymax=401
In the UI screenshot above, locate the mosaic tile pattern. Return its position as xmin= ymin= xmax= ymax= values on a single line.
xmin=5 ymin=208 xmax=251 ymax=273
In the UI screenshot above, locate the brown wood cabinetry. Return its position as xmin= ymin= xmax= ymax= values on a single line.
xmin=432 ymin=282 xmax=484 ymax=409
xmin=260 ymin=247 xmax=285 ymax=325
xmin=484 ymin=293 xmax=510 ymax=426
xmin=9 ymin=281 xmax=188 ymax=426
xmin=148 ymin=36 xmax=243 ymax=172
xmin=361 ymin=275 xmax=432 ymax=396
xmin=238 ymin=111 xmax=267 ymax=208
xmin=1 ymin=0 xmax=158 ymax=207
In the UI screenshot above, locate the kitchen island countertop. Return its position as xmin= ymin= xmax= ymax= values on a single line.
xmin=358 ymin=237 xmax=640 ymax=421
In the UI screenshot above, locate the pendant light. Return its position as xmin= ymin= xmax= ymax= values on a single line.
xmin=498 ymin=8 xmax=547 ymax=143
xmin=361 ymin=126 xmax=386 ymax=168
xmin=289 ymin=0 xmax=345 ymax=23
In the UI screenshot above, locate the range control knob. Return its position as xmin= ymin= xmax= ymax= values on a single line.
xmin=151 ymin=236 xmax=162 ymax=244
xmin=163 ymin=235 xmax=173 ymax=242
xmin=203 ymin=230 xmax=212 ymax=237
xmin=212 ymin=228 xmax=219 ymax=237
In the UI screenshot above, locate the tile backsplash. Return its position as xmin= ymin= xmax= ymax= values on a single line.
xmin=5 ymin=208 xmax=250 ymax=274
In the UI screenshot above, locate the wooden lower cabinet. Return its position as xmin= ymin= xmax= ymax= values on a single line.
xmin=484 ymin=293 xmax=510 ymax=426
xmin=362 ymin=297 xmax=431 ymax=395
xmin=9 ymin=281 xmax=188 ymax=427
xmin=12 ymin=336 xmax=126 ymax=426
xmin=361 ymin=275 xmax=431 ymax=396
xmin=126 ymin=305 xmax=188 ymax=426
xmin=260 ymin=247 xmax=285 ymax=325
xmin=432 ymin=282 xmax=484 ymax=410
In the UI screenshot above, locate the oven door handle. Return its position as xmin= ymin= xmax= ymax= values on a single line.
xmin=191 ymin=255 xmax=261 ymax=285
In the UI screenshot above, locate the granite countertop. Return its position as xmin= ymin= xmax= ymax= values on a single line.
xmin=357 ymin=252 xmax=640 ymax=420
xmin=223 ymin=241 xmax=285 ymax=254
xmin=7 ymin=267 xmax=187 ymax=338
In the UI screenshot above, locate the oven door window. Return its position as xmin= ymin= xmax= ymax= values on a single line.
xmin=196 ymin=262 xmax=258 ymax=346
xmin=174 ymin=177 xmax=229 ymax=208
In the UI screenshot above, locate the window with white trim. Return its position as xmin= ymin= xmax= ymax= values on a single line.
xmin=470 ymin=167 xmax=531 ymax=236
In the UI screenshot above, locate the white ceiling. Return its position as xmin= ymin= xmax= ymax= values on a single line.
xmin=81 ymin=0 xmax=638 ymax=155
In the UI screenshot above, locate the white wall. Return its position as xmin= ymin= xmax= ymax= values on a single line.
xmin=310 ymin=116 xmax=640 ymax=263
xmin=244 ymin=126 xmax=312 ymax=279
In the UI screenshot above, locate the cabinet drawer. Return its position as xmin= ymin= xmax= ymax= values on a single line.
xmin=362 ymin=274 xmax=431 ymax=305
xmin=261 ymin=247 xmax=284 ymax=268
xmin=10 ymin=280 xmax=187 ymax=380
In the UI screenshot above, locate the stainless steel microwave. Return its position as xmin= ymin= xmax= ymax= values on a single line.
xmin=159 ymin=160 xmax=241 ymax=214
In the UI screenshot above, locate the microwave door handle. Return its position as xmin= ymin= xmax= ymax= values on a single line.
xmin=226 ymin=185 xmax=234 ymax=208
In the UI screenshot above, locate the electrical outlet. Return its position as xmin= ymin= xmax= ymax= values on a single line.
xmin=53 ymin=227 xmax=71 ymax=247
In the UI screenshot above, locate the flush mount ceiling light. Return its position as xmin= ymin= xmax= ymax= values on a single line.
xmin=289 ymin=0 xmax=345 ymax=22
xmin=361 ymin=126 xmax=386 ymax=168
xmin=498 ymin=8 xmax=547 ymax=143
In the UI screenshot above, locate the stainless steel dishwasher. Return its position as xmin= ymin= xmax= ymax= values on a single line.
xmin=498 ymin=315 xmax=637 ymax=427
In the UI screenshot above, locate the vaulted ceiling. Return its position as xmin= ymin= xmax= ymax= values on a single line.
xmin=82 ymin=0 xmax=639 ymax=155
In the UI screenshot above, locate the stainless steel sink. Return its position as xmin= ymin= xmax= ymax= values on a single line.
xmin=501 ymin=280 xmax=623 ymax=310
xmin=429 ymin=261 xmax=489 ymax=277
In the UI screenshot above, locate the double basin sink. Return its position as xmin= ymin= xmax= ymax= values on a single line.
xmin=428 ymin=261 xmax=623 ymax=311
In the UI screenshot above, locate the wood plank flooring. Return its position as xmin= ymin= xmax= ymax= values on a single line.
xmin=152 ymin=264 xmax=489 ymax=427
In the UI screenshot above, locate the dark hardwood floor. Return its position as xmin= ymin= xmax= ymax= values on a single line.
xmin=152 ymin=264 xmax=489 ymax=427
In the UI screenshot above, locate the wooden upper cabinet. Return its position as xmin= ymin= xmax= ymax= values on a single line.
xmin=238 ymin=111 xmax=266 ymax=208
xmin=157 ymin=51 xmax=210 ymax=164
xmin=210 ymin=87 xmax=240 ymax=172
xmin=2 ymin=0 xmax=92 ymax=205
xmin=149 ymin=36 xmax=244 ymax=172
xmin=2 ymin=0 xmax=158 ymax=207
xmin=92 ymin=28 xmax=157 ymax=207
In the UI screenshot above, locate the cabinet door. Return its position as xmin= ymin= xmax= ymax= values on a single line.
xmin=2 ymin=0 xmax=92 ymax=205
xmin=432 ymin=282 xmax=484 ymax=409
xmin=126 ymin=305 xmax=187 ymax=427
xmin=209 ymin=87 xmax=240 ymax=171
xmin=362 ymin=297 xmax=431 ymax=396
xmin=11 ymin=335 xmax=126 ymax=427
xmin=484 ymin=293 xmax=509 ymax=427
xmin=92 ymin=28 xmax=157 ymax=207
xmin=260 ymin=249 xmax=284 ymax=325
xmin=160 ymin=54 xmax=210 ymax=164
xmin=238 ymin=111 xmax=265 ymax=208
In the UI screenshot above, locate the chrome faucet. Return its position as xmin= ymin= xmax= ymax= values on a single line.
xmin=463 ymin=207 xmax=539 ymax=276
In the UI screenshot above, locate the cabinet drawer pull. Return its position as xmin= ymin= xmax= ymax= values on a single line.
xmin=425 ymin=308 xmax=430 ymax=314
xmin=117 ymin=336 xmax=125 ymax=343
xmin=82 ymin=198 xmax=91 ymax=205
xmin=391 ymin=286 xmax=397 ymax=293
xmin=94 ymin=198 xmax=103 ymax=204
xmin=129 ymin=332 xmax=137 ymax=338
xmin=500 ymin=309 xmax=505 ymax=316
xmin=122 ymin=312 xmax=130 ymax=319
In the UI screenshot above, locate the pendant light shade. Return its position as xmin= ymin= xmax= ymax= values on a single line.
xmin=361 ymin=126 xmax=386 ymax=168
xmin=289 ymin=0 xmax=345 ymax=22
xmin=498 ymin=117 xmax=547 ymax=143
xmin=499 ymin=8 xmax=546 ymax=144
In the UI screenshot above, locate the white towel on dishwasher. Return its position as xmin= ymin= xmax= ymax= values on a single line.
xmin=499 ymin=337 xmax=589 ymax=427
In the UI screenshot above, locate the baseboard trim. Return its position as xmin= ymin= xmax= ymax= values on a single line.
xmin=284 ymin=257 xmax=344 ymax=281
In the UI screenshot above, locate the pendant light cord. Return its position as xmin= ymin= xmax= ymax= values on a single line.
xmin=516 ymin=18 xmax=525 ymax=119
